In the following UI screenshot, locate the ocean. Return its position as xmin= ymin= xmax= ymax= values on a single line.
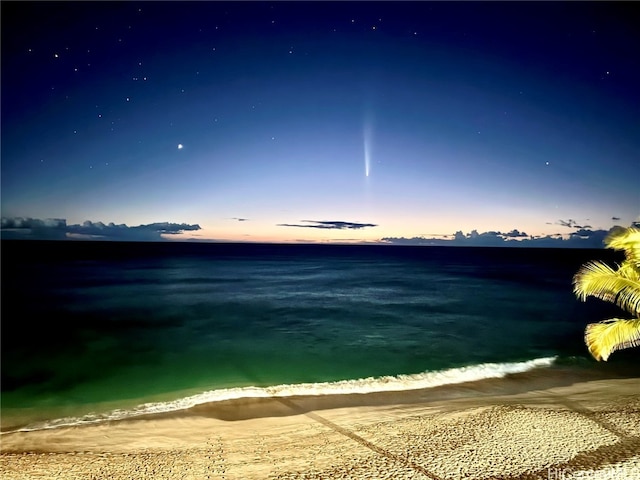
xmin=1 ymin=240 xmax=638 ymax=432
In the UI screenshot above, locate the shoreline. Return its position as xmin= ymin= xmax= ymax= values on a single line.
xmin=2 ymin=375 xmax=639 ymax=479
xmin=4 ymin=356 xmax=635 ymax=433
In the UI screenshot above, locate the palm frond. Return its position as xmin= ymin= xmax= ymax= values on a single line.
xmin=584 ymin=318 xmax=640 ymax=361
xmin=573 ymin=260 xmax=640 ymax=317
xmin=605 ymin=226 xmax=640 ymax=269
xmin=617 ymin=261 xmax=640 ymax=281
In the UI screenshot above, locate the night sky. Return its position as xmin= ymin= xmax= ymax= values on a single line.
xmin=2 ymin=2 xmax=638 ymax=244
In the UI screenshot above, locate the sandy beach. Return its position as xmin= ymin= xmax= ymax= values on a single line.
xmin=1 ymin=374 xmax=639 ymax=480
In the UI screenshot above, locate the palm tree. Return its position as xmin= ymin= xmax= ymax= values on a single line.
xmin=573 ymin=226 xmax=640 ymax=361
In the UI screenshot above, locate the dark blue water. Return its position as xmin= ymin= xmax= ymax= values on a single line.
xmin=1 ymin=240 xmax=636 ymax=430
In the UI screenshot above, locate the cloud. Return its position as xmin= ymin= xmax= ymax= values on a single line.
xmin=503 ymin=229 xmax=528 ymax=238
xmin=556 ymin=219 xmax=591 ymax=229
xmin=231 ymin=217 xmax=249 ymax=222
xmin=278 ymin=220 xmax=377 ymax=230
xmin=568 ymin=228 xmax=609 ymax=245
xmin=385 ymin=229 xmax=530 ymax=247
xmin=557 ymin=219 xmax=576 ymax=228
xmin=382 ymin=226 xmax=616 ymax=248
xmin=379 ymin=236 xmax=435 ymax=246
xmin=1 ymin=217 xmax=201 ymax=241
xmin=571 ymin=228 xmax=598 ymax=238
xmin=1 ymin=217 xmax=68 ymax=240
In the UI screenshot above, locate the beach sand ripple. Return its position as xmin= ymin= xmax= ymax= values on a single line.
xmin=1 ymin=378 xmax=639 ymax=479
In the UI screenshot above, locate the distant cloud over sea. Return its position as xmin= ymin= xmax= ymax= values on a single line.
xmin=381 ymin=227 xmax=616 ymax=248
xmin=1 ymin=217 xmax=200 ymax=241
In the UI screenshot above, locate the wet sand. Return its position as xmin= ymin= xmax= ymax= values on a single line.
xmin=1 ymin=376 xmax=639 ymax=479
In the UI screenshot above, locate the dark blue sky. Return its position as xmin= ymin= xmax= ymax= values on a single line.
xmin=2 ymin=2 xmax=638 ymax=244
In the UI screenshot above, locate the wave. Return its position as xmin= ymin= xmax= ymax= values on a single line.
xmin=5 ymin=356 xmax=556 ymax=433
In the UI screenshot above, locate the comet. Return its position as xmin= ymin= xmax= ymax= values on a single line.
xmin=363 ymin=119 xmax=372 ymax=178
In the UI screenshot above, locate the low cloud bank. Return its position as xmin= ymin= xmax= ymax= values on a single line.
xmin=383 ymin=217 xmax=640 ymax=248
xmin=382 ymin=227 xmax=618 ymax=248
xmin=1 ymin=217 xmax=201 ymax=241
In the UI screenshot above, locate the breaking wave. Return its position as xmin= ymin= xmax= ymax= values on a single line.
xmin=7 ymin=356 xmax=556 ymax=433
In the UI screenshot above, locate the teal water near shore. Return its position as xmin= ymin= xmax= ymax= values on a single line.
xmin=2 ymin=241 xmax=638 ymax=431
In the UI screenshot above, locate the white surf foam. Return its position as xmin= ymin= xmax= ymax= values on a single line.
xmin=7 ymin=356 xmax=556 ymax=433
